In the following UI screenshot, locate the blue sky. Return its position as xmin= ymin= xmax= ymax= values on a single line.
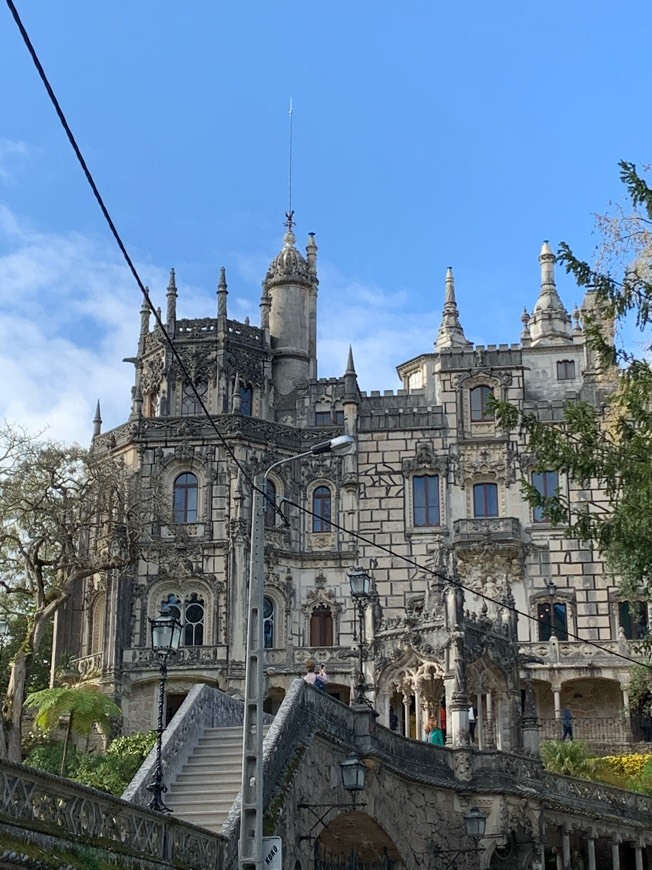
xmin=0 ymin=1 xmax=650 ymax=442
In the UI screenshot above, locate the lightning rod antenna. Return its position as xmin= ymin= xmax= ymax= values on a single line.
xmin=287 ymin=98 xmax=294 ymax=232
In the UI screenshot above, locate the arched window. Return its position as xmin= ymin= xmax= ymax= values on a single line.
xmin=264 ymin=479 xmax=277 ymax=529
xmin=263 ymin=596 xmax=275 ymax=649
xmin=240 ymin=384 xmax=253 ymax=417
xmin=556 ymin=360 xmax=576 ymax=381
xmin=174 ymin=472 xmax=198 ymax=523
xmin=538 ymin=600 xmax=568 ymax=641
xmin=182 ymin=381 xmax=207 ymax=416
xmin=470 ymin=385 xmax=494 ymax=422
xmin=90 ymin=593 xmax=106 ymax=654
xmin=161 ymin=593 xmax=205 ymax=647
xmin=184 ymin=593 xmax=205 ymax=646
xmin=473 ymin=482 xmax=498 ymax=517
xmin=312 ymin=486 xmax=332 ymax=532
xmin=310 ymin=604 xmax=333 ymax=647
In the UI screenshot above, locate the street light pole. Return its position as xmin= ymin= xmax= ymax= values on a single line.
xmin=239 ymin=434 xmax=354 ymax=870
xmin=348 ymin=567 xmax=372 ymax=708
xmin=147 ymin=605 xmax=183 ymax=813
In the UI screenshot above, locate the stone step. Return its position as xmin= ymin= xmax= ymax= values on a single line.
xmin=166 ymin=725 xmax=248 ymax=831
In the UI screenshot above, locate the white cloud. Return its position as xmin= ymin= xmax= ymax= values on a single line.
xmin=0 ymin=206 xmax=140 ymax=443
xmin=316 ymin=261 xmax=435 ymax=393
xmin=0 ymin=140 xmax=31 ymax=184
xmin=0 ymin=207 xmax=439 ymax=444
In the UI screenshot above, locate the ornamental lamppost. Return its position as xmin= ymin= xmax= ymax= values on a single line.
xmin=239 ymin=434 xmax=354 ymax=870
xmin=147 ymin=604 xmax=183 ymax=812
xmin=432 ymin=806 xmax=490 ymax=869
xmin=297 ymin=754 xmax=367 ymax=844
xmin=347 ymin=567 xmax=372 ymax=707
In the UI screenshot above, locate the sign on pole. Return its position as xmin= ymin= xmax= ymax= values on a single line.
xmin=262 ymin=837 xmax=282 ymax=869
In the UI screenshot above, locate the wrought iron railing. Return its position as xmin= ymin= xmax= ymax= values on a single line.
xmin=539 ymin=716 xmax=629 ymax=744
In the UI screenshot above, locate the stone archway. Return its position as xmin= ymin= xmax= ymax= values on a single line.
xmin=316 ymin=810 xmax=405 ymax=868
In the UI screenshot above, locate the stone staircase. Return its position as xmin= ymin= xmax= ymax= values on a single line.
xmin=165 ymin=725 xmax=245 ymax=833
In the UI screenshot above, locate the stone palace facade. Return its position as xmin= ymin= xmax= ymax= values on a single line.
xmin=53 ymin=221 xmax=641 ymax=751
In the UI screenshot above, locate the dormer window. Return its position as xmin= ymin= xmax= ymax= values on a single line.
xmin=556 ymin=360 xmax=575 ymax=381
xmin=470 ymin=385 xmax=494 ymax=422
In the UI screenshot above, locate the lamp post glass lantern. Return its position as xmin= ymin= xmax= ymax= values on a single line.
xmin=147 ymin=604 xmax=183 ymax=812
xmin=340 ymin=754 xmax=366 ymax=799
xmin=464 ymin=806 xmax=487 ymax=841
xmin=348 ymin=567 xmax=372 ymax=707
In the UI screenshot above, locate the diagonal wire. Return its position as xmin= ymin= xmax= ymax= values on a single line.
xmin=7 ymin=0 xmax=650 ymax=675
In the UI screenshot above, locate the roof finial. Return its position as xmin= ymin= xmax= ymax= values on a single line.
xmin=92 ymin=400 xmax=102 ymax=437
xmin=217 ymin=266 xmax=228 ymax=318
xmin=288 ymin=98 xmax=294 ymax=220
xmin=435 ymin=267 xmax=471 ymax=351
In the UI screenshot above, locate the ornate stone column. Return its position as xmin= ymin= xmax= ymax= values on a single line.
xmin=414 ymin=684 xmax=423 ymax=741
xmin=586 ymin=834 xmax=596 ymax=870
xmin=449 ymin=630 xmax=470 ymax=747
xmin=611 ymin=835 xmax=621 ymax=870
xmin=402 ymin=691 xmax=411 ymax=738
xmin=562 ymin=827 xmax=571 ymax=870
xmin=634 ymin=841 xmax=644 ymax=870
xmin=485 ymin=690 xmax=496 ymax=749
xmin=620 ymin=683 xmax=633 ymax=743
xmin=521 ymin=677 xmax=541 ymax=755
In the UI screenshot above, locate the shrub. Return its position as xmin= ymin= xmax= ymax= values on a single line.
xmin=24 ymin=731 xmax=156 ymax=796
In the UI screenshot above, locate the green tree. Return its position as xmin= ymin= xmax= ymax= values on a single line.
xmin=24 ymin=685 xmax=121 ymax=775
xmin=0 ymin=423 xmax=148 ymax=762
xmin=495 ymin=161 xmax=652 ymax=592
xmin=540 ymin=739 xmax=599 ymax=779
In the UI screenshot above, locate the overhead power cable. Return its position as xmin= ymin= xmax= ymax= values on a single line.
xmin=7 ymin=0 xmax=651 ymax=676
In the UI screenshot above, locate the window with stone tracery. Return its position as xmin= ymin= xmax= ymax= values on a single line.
xmin=160 ymin=592 xmax=206 ymax=647
xmin=181 ymin=380 xmax=207 ymax=416
xmin=263 ymin=596 xmax=275 ymax=648
xmin=90 ymin=592 xmax=106 ymax=655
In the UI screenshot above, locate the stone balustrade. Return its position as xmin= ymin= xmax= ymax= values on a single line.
xmin=0 ymin=756 xmax=223 ymax=868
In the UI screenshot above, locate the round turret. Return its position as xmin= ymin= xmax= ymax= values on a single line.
xmin=265 ymin=230 xmax=311 ymax=289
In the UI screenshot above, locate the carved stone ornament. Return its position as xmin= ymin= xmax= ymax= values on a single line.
xmin=458 ymin=443 xmax=508 ymax=483
xmin=140 ymin=353 xmax=165 ymax=393
xmin=168 ymin=345 xmax=215 ymax=384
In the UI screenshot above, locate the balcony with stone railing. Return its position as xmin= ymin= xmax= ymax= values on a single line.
xmin=453 ymin=516 xmax=522 ymax=544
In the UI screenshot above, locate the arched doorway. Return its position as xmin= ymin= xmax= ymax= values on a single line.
xmin=316 ymin=811 xmax=405 ymax=869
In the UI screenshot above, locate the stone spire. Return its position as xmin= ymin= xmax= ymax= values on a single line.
xmin=92 ymin=400 xmax=102 ymax=437
xmin=528 ymin=241 xmax=572 ymax=345
xmin=166 ymin=269 xmax=178 ymax=326
xmin=343 ymin=345 xmax=360 ymax=406
xmin=434 ymin=267 xmax=472 ymax=351
xmin=217 ymin=266 xmax=228 ymax=318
